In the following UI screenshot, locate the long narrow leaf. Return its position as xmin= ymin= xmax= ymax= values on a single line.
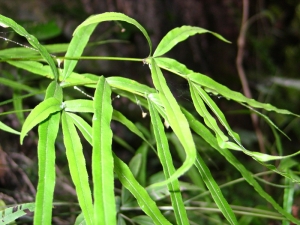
xmin=73 ymin=12 xmax=152 ymax=56
xmin=20 ymin=97 xmax=62 ymax=144
xmin=34 ymin=112 xmax=60 ymax=225
xmin=153 ymin=26 xmax=230 ymax=57
xmin=182 ymin=108 xmax=300 ymax=225
xmin=34 ymin=81 xmax=62 ymax=225
xmin=61 ymin=111 xmax=94 ymax=225
xmin=0 ymin=121 xmax=20 ymax=135
xmin=63 ymin=23 xmax=97 ymax=80
xmin=92 ymin=77 xmax=116 ymax=224
xmin=194 ymin=153 xmax=238 ymax=224
xmin=148 ymin=58 xmax=196 ymax=187
xmin=148 ymin=98 xmax=189 ymax=224
xmin=0 ymin=15 xmax=59 ymax=80
xmin=113 ymin=153 xmax=172 ymax=225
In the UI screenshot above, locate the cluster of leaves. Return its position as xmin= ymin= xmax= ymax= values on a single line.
xmin=0 ymin=12 xmax=300 ymax=224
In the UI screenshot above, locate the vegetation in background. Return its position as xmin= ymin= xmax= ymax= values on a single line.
xmin=0 ymin=8 xmax=299 ymax=225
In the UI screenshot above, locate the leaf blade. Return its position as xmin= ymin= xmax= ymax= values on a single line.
xmin=92 ymin=77 xmax=116 ymax=224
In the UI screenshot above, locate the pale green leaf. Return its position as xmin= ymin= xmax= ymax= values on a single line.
xmin=0 ymin=203 xmax=35 ymax=224
xmin=0 ymin=121 xmax=20 ymax=135
xmin=153 ymin=26 xmax=230 ymax=57
xmin=92 ymin=77 xmax=116 ymax=224
xmin=61 ymin=111 xmax=94 ymax=225
xmin=64 ymin=99 xmax=93 ymax=113
xmin=73 ymin=12 xmax=152 ymax=56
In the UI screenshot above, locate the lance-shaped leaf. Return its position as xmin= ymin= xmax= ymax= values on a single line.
xmin=61 ymin=111 xmax=94 ymax=225
xmin=148 ymin=98 xmax=189 ymax=224
xmin=155 ymin=57 xmax=299 ymax=117
xmin=113 ymin=153 xmax=172 ymax=225
xmin=34 ymin=81 xmax=62 ymax=225
xmin=182 ymin=108 xmax=300 ymax=225
xmin=73 ymin=12 xmax=152 ymax=56
xmin=92 ymin=77 xmax=116 ymax=224
xmin=153 ymin=26 xmax=230 ymax=57
xmin=62 ymin=23 xmax=97 ymax=80
xmin=0 ymin=121 xmax=20 ymax=135
xmin=148 ymin=58 xmax=196 ymax=187
xmin=20 ymin=97 xmax=62 ymax=144
xmin=0 ymin=15 xmax=59 ymax=80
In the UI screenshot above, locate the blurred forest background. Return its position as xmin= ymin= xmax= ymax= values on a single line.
xmin=0 ymin=0 xmax=300 ymax=224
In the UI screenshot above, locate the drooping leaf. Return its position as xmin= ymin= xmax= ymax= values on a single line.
xmin=0 ymin=14 xmax=59 ymax=80
xmin=73 ymin=12 xmax=152 ymax=56
xmin=153 ymin=26 xmax=230 ymax=57
xmin=148 ymin=58 xmax=196 ymax=187
xmin=182 ymin=108 xmax=300 ymax=225
xmin=63 ymin=23 xmax=97 ymax=80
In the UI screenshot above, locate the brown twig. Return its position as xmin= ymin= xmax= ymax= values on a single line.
xmin=236 ymin=0 xmax=266 ymax=154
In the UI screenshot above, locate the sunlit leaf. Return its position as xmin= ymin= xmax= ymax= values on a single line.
xmin=148 ymin=98 xmax=189 ymax=224
xmin=153 ymin=26 xmax=230 ymax=57
xmin=73 ymin=12 xmax=152 ymax=56
xmin=61 ymin=111 xmax=94 ymax=225
xmin=92 ymin=77 xmax=116 ymax=224
xmin=148 ymin=58 xmax=196 ymax=188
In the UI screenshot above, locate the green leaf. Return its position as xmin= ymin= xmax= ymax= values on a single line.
xmin=194 ymin=153 xmax=238 ymax=224
xmin=282 ymin=172 xmax=294 ymax=225
xmin=92 ymin=77 xmax=116 ymax=224
xmin=113 ymin=153 xmax=172 ymax=225
xmin=187 ymin=72 xmax=299 ymax=116
xmin=148 ymin=58 xmax=196 ymax=187
xmin=61 ymin=111 xmax=94 ymax=225
xmin=63 ymin=23 xmax=97 ymax=80
xmin=192 ymin=83 xmax=242 ymax=146
xmin=0 ymin=14 xmax=59 ymax=80
xmin=0 ymin=76 xmax=37 ymax=92
xmin=148 ymin=98 xmax=189 ymax=225
xmin=182 ymin=108 xmax=300 ymax=225
xmin=0 ymin=121 xmax=20 ymax=135
xmin=155 ymin=57 xmax=298 ymax=117
xmin=64 ymin=99 xmax=94 ymax=113
xmin=0 ymin=202 xmax=35 ymax=224
xmin=34 ymin=81 xmax=61 ymax=225
xmin=67 ymin=112 xmax=92 ymax=144
xmin=73 ymin=12 xmax=152 ymax=56
xmin=20 ymin=97 xmax=62 ymax=144
xmin=112 ymin=110 xmax=155 ymax=152
xmin=34 ymin=112 xmax=60 ymax=225
xmin=107 ymin=76 xmax=156 ymax=96
xmin=153 ymin=26 xmax=230 ymax=57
